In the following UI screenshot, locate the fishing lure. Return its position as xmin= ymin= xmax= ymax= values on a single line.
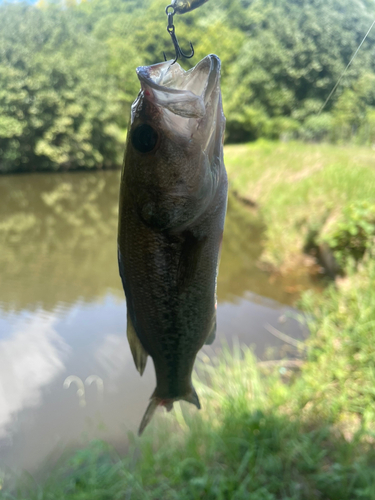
xmin=171 ymin=0 xmax=209 ymax=15
xmin=164 ymin=0 xmax=210 ymax=63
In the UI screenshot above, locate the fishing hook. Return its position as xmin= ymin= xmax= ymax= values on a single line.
xmin=163 ymin=5 xmax=194 ymax=65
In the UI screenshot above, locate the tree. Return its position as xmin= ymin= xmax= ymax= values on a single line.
xmin=0 ymin=4 xmax=122 ymax=172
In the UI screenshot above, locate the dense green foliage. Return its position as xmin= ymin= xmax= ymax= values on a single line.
xmin=319 ymin=201 xmax=375 ymax=267
xmin=2 ymin=0 xmax=375 ymax=171
xmin=0 ymin=3 xmax=123 ymax=172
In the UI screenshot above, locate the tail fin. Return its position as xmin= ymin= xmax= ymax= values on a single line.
xmin=138 ymin=387 xmax=201 ymax=435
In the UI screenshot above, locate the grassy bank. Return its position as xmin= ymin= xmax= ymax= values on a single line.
xmin=225 ymin=140 xmax=375 ymax=270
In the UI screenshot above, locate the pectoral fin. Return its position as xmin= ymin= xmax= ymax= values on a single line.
xmin=127 ymin=311 xmax=148 ymax=376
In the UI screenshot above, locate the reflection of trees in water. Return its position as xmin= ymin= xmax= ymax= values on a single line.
xmin=218 ymin=195 xmax=266 ymax=301
xmin=0 ymin=173 xmax=304 ymax=313
xmin=219 ymin=195 xmax=317 ymax=305
xmin=0 ymin=171 xmax=123 ymax=312
xmin=220 ymin=195 xmax=320 ymax=305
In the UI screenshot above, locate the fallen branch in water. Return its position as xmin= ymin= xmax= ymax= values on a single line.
xmin=264 ymin=323 xmax=307 ymax=351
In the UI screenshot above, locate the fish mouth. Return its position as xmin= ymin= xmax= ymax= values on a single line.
xmin=135 ymin=54 xmax=222 ymax=120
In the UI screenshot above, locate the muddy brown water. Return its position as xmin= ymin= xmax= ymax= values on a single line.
xmin=0 ymin=171 xmax=317 ymax=473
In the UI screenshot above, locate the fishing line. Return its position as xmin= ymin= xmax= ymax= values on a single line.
xmin=318 ymin=18 xmax=375 ymax=115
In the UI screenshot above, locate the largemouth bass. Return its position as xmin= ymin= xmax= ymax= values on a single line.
xmin=118 ymin=54 xmax=227 ymax=434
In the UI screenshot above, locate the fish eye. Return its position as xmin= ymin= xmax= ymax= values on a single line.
xmin=131 ymin=124 xmax=159 ymax=153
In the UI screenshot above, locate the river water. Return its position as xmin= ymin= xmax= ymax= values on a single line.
xmin=0 ymin=171 xmax=315 ymax=473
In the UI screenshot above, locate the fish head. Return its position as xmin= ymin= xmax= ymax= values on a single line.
xmin=123 ymin=54 xmax=226 ymax=230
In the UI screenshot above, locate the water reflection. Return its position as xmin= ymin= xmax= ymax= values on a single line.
xmin=0 ymin=315 xmax=67 ymax=438
xmin=95 ymin=334 xmax=132 ymax=388
xmin=0 ymin=171 xmax=307 ymax=312
xmin=0 ymin=172 xmax=120 ymax=312
xmin=0 ymin=171 xmax=313 ymax=473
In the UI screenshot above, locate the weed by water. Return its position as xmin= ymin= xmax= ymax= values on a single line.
xmin=319 ymin=201 xmax=375 ymax=267
xmin=292 ymin=258 xmax=375 ymax=430
xmin=224 ymin=140 xmax=375 ymax=268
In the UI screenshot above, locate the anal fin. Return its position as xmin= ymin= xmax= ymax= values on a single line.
xmin=127 ymin=311 xmax=148 ymax=376
xmin=205 ymin=316 xmax=217 ymax=345
xmin=182 ymin=387 xmax=201 ymax=409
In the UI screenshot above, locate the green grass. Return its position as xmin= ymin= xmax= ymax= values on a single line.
xmin=291 ymin=257 xmax=375 ymax=428
xmin=224 ymin=140 xmax=375 ymax=268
